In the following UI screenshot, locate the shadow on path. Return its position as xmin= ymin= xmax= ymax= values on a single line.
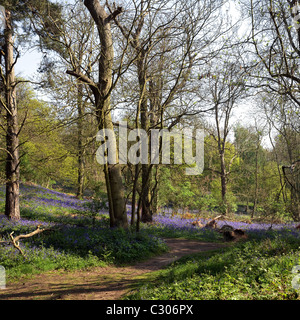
xmin=0 ymin=239 xmax=226 ymax=300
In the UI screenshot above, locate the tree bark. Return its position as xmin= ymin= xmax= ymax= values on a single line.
xmin=76 ymin=83 xmax=84 ymax=199
xmin=4 ymin=10 xmax=20 ymax=221
xmin=252 ymin=143 xmax=259 ymax=218
xmin=137 ymin=56 xmax=152 ymax=223
xmin=83 ymin=0 xmax=127 ymax=228
xmin=220 ymin=152 xmax=228 ymax=215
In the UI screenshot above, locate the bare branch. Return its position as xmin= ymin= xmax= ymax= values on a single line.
xmin=66 ymin=69 xmax=98 ymax=95
xmin=1 ymin=226 xmax=52 ymax=259
xmin=105 ymin=6 xmax=123 ymax=24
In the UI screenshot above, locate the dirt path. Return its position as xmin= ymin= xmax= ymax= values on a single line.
xmin=0 ymin=239 xmax=225 ymax=300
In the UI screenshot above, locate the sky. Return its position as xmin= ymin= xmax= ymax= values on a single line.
xmin=16 ymin=49 xmax=42 ymax=79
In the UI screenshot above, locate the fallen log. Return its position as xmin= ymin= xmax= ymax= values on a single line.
xmin=219 ymin=226 xmax=248 ymax=242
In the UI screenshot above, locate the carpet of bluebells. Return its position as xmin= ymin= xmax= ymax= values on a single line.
xmin=143 ymin=209 xmax=300 ymax=243
xmin=0 ymin=183 xmax=300 ymax=299
xmin=0 ymin=184 xmax=168 ymax=279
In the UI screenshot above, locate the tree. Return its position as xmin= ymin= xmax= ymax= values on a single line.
xmin=201 ymin=59 xmax=246 ymax=215
xmin=0 ymin=0 xmax=62 ymax=220
xmin=66 ymin=0 xmax=128 ymax=228
xmin=233 ymin=123 xmax=266 ymax=216
xmin=238 ymin=0 xmax=300 ymax=218
xmin=0 ymin=6 xmax=20 ymax=220
xmin=34 ymin=2 xmax=99 ymax=198
xmin=112 ymin=0 xmax=228 ymax=223
xmin=262 ymin=94 xmax=300 ymax=220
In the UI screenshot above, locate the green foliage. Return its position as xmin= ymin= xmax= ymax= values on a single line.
xmin=81 ymin=198 xmax=108 ymax=226
xmin=210 ymin=179 xmax=237 ymax=213
xmin=127 ymin=237 xmax=300 ymax=300
xmin=0 ymin=244 xmax=106 ymax=280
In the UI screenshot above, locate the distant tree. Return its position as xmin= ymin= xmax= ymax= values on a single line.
xmin=233 ymin=124 xmax=266 ymax=216
xmin=201 ymin=60 xmax=246 ymax=215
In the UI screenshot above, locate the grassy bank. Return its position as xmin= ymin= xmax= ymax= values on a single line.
xmin=126 ymin=236 xmax=300 ymax=300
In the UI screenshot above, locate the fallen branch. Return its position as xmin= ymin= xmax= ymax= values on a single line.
xmin=9 ymin=231 xmax=26 ymax=258
xmin=1 ymin=225 xmax=49 ymax=259
xmin=205 ymin=215 xmax=222 ymax=229
xmin=191 ymin=217 xmax=248 ymax=242
xmin=191 ymin=215 xmax=223 ymax=229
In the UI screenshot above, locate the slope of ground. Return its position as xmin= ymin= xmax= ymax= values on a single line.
xmin=0 ymin=238 xmax=225 ymax=300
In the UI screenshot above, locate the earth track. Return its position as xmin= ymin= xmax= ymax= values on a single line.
xmin=0 ymin=238 xmax=225 ymax=300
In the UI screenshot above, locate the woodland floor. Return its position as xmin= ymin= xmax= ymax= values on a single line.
xmin=0 ymin=238 xmax=225 ymax=300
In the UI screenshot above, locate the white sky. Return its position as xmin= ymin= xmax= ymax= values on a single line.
xmin=16 ymin=49 xmax=42 ymax=79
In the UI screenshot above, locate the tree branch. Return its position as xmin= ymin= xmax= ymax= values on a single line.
xmin=105 ymin=6 xmax=123 ymax=24
xmin=0 ymin=225 xmax=51 ymax=259
xmin=66 ymin=69 xmax=99 ymax=95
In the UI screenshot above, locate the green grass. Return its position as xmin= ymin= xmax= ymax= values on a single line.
xmin=126 ymin=236 xmax=300 ymax=300
xmin=0 ymin=223 xmax=168 ymax=281
xmin=0 ymin=245 xmax=106 ymax=280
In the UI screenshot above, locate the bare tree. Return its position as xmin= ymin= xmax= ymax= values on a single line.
xmin=0 ymin=8 xmax=20 ymax=220
xmin=242 ymin=0 xmax=300 ymax=218
xmin=111 ymin=0 xmax=228 ymax=223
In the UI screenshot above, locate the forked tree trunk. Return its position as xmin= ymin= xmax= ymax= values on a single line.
xmin=4 ymin=10 xmax=20 ymax=221
xmin=84 ymin=0 xmax=127 ymax=228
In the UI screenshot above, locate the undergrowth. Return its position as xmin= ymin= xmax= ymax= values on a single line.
xmin=126 ymin=237 xmax=300 ymax=300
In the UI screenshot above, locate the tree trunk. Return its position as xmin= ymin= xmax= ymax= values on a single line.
xmin=95 ymin=89 xmax=127 ymax=229
xmin=220 ymin=152 xmax=228 ymax=215
xmin=137 ymin=55 xmax=152 ymax=223
xmin=4 ymin=10 xmax=20 ymax=221
xmin=130 ymin=163 xmax=139 ymax=226
xmin=76 ymin=83 xmax=84 ymax=199
xmin=83 ymin=0 xmax=127 ymax=228
xmin=252 ymin=145 xmax=259 ymax=218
